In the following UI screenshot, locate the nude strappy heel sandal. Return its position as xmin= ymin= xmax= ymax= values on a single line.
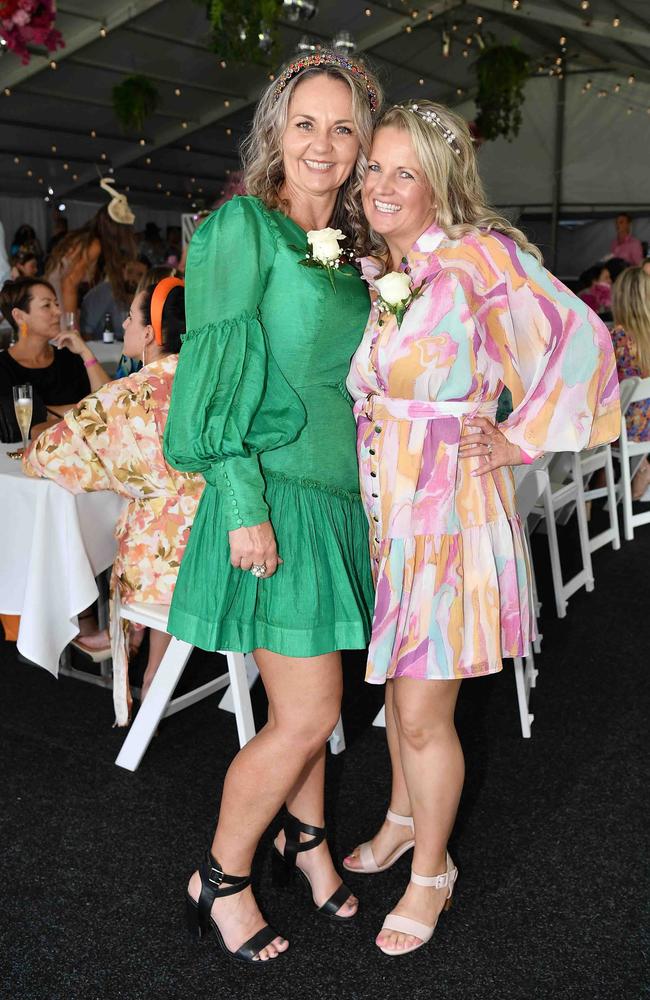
xmin=342 ymin=810 xmax=415 ymax=874
xmin=377 ymin=853 xmax=457 ymax=957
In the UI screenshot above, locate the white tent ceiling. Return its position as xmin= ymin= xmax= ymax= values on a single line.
xmin=0 ymin=0 xmax=648 ymax=264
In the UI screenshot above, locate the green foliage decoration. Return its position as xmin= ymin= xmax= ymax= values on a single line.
xmin=112 ymin=74 xmax=160 ymax=132
xmin=474 ymin=43 xmax=530 ymax=142
xmin=197 ymin=0 xmax=283 ymax=65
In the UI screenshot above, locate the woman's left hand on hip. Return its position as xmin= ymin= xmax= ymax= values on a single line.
xmin=459 ymin=416 xmax=524 ymax=476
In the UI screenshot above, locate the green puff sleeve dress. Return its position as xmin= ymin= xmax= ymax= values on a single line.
xmin=163 ymin=195 xmax=374 ymax=656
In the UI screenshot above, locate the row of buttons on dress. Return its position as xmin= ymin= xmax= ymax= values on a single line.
xmin=369 ymin=423 xmax=381 ymax=545
xmin=218 ymin=460 xmax=244 ymax=527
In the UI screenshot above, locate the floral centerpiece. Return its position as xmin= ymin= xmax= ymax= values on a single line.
xmin=0 ymin=0 xmax=64 ymax=65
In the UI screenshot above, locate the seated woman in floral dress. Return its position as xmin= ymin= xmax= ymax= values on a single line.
xmin=22 ymin=278 xmax=204 ymax=724
xmin=611 ymin=266 xmax=650 ymax=498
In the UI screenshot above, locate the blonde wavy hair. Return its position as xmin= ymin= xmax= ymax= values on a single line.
xmin=612 ymin=265 xmax=650 ymax=376
xmin=241 ymin=53 xmax=382 ymax=254
xmin=365 ymin=101 xmax=542 ymax=265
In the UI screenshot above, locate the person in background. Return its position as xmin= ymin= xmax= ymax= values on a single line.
xmin=113 ymin=264 xmax=179 ymax=379
xmin=578 ymin=262 xmax=612 ymax=315
xmin=9 ymin=250 xmax=39 ymax=280
xmin=22 ymin=279 xmax=204 ymax=723
xmin=0 ymin=220 xmax=10 ymax=287
xmin=611 ymin=213 xmax=643 ymax=267
xmin=0 ymin=277 xmax=110 ymax=409
xmin=611 ymin=266 xmax=650 ymax=499
xmin=10 ymin=224 xmax=43 ymax=264
xmin=46 ymin=214 xmax=69 ymax=258
xmin=46 ymin=180 xmax=136 ymax=327
xmin=642 ymin=258 xmax=650 ymax=278
xmin=79 ymin=254 xmax=150 ymax=339
xmin=138 ymin=222 xmax=165 ymax=265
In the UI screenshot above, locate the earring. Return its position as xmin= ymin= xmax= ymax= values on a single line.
xmin=19 ymin=321 xmax=27 ymax=339
xmin=141 ymin=342 xmax=146 ymax=367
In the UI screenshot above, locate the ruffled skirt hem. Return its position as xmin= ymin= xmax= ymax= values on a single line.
xmin=168 ymin=472 xmax=374 ymax=657
xmin=365 ymin=514 xmax=535 ymax=683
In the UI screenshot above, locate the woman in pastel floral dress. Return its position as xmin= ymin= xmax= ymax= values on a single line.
xmin=342 ymin=102 xmax=620 ymax=956
xmin=22 ymin=278 xmax=203 ymax=725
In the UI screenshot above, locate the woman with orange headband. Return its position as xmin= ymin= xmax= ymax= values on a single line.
xmin=22 ymin=277 xmax=205 ymax=724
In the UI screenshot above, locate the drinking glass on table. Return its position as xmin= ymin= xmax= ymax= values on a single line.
xmin=63 ymin=311 xmax=76 ymax=333
xmin=13 ymin=384 xmax=33 ymax=452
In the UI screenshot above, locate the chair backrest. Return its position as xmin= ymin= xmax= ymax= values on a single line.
xmin=620 ymin=375 xmax=650 ymax=411
xmin=515 ymin=468 xmax=550 ymax=520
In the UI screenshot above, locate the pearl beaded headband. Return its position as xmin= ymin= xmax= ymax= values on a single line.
xmin=400 ymin=103 xmax=462 ymax=155
xmin=272 ymin=51 xmax=379 ymax=113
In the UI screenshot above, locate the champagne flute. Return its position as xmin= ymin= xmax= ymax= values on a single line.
xmin=64 ymin=311 xmax=76 ymax=333
xmin=13 ymin=384 xmax=33 ymax=452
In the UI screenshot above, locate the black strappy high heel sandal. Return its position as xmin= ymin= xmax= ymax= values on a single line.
xmin=186 ymin=851 xmax=287 ymax=966
xmin=271 ymin=812 xmax=357 ymax=922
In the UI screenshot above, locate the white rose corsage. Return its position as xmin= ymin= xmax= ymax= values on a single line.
xmin=290 ymin=227 xmax=355 ymax=293
xmin=374 ymin=260 xmax=428 ymax=327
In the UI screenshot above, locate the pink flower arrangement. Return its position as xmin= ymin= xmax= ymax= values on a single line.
xmin=0 ymin=0 xmax=64 ymax=65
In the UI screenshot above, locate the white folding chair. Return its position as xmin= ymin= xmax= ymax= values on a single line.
xmin=611 ymin=376 xmax=650 ymax=540
xmin=115 ymin=600 xmax=256 ymax=771
xmin=529 ymin=453 xmax=594 ymax=618
xmin=512 ymin=466 xmax=552 ymax=738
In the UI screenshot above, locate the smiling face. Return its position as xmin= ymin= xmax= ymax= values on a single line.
xmin=281 ymin=73 xmax=360 ymax=204
xmin=363 ymin=125 xmax=437 ymax=257
xmin=13 ymin=284 xmax=60 ymax=341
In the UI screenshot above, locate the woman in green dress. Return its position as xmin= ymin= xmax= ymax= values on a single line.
xmin=163 ymin=52 xmax=382 ymax=964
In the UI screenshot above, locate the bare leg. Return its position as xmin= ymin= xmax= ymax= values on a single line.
xmin=274 ymin=737 xmax=357 ymax=915
xmin=188 ymin=649 xmax=347 ymax=960
xmin=344 ymin=680 xmax=413 ymax=869
xmin=377 ymin=677 xmax=463 ymax=953
xmin=141 ymin=628 xmax=172 ymax=701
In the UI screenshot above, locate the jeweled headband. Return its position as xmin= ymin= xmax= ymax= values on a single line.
xmin=400 ymin=103 xmax=462 ymax=156
xmin=272 ymin=51 xmax=379 ymax=113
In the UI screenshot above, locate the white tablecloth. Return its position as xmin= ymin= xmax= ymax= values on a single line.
xmin=0 ymin=443 xmax=126 ymax=673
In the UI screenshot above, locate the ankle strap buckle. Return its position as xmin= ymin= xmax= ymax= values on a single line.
xmin=207 ymin=861 xmax=224 ymax=887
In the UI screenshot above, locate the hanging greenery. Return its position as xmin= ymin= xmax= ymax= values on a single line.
xmin=474 ymin=43 xmax=530 ymax=142
xmin=112 ymin=75 xmax=160 ymax=132
xmin=196 ymin=0 xmax=283 ymax=66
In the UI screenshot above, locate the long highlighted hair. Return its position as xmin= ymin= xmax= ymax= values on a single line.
xmin=366 ymin=101 xmax=542 ymax=265
xmin=612 ymin=266 xmax=650 ymax=376
xmin=241 ymin=54 xmax=382 ymax=254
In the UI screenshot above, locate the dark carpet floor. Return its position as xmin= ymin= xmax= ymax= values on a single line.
xmin=1 ymin=508 xmax=648 ymax=1000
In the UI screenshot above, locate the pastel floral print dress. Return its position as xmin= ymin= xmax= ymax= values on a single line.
xmin=347 ymin=224 xmax=620 ymax=684
xmin=612 ymin=325 xmax=650 ymax=441
xmin=23 ymin=355 xmax=204 ymax=724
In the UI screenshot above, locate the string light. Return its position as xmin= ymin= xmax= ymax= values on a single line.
xmin=462 ymin=48 xmax=469 ymax=57
xmin=628 ymin=74 xmax=636 ymax=84
xmin=51 ymin=144 xmax=57 ymax=152
xmin=364 ymin=7 xmax=372 ymax=14
xmin=181 ymin=121 xmax=188 ymax=128
xmin=72 ymin=173 xmax=78 ymax=180
xmin=614 ymin=83 xmax=621 ymax=93
xmin=418 ymin=77 xmax=424 ymax=85
xmin=63 ymin=162 xmax=69 ymax=170
xmin=99 ymin=25 xmax=107 ymax=37
xmin=268 ymin=73 xmax=275 ymax=80
xmin=26 ymin=169 xmax=33 ymax=177
xmin=476 ymin=15 xmax=483 ymax=24
xmin=3 ymin=88 xmax=10 ymax=96
xmin=139 ymin=138 xmax=146 ymax=145
xmin=49 ymin=60 xmax=57 ymax=69
xmin=156 ymin=182 xmax=162 ymax=189
xmin=219 ymin=60 xmax=226 ymax=68
xmin=90 ymin=129 xmax=96 ymax=138
xmin=223 ymin=99 xmax=230 ymax=107
xmin=174 ymin=87 xmax=181 ymax=96
xmin=410 ymin=8 xmax=418 ymax=18
xmin=13 ymin=156 xmax=19 ymax=163
xmin=612 ymin=16 xmax=620 ymax=27
xmin=559 ymin=35 xmax=567 ymax=44
xmin=225 ymin=127 xmax=232 ymax=135
xmin=512 ymin=0 xmax=521 ymax=9
xmin=185 ymin=143 xmax=191 ymax=151
xmin=145 ymin=156 xmax=152 ymax=164
xmin=405 ymin=24 xmax=412 ymax=33
xmin=100 ymin=151 xmax=107 ymax=160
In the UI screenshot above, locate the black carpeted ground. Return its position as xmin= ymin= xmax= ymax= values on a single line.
xmin=1 ymin=510 xmax=648 ymax=1000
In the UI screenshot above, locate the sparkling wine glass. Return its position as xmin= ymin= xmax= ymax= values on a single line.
xmin=64 ymin=311 xmax=76 ymax=333
xmin=13 ymin=384 xmax=33 ymax=451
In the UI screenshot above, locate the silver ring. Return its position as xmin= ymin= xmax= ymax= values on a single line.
xmin=250 ymin=563 xmax=267 ymax=577
xmin=487 ymin=442 xmax=493 ymax=455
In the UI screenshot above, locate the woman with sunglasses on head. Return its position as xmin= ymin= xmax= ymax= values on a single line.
xmin=344 ymin=101 xmax=620 ymax=957
xmin=23 ymin=278 xmax=204 ymax=723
